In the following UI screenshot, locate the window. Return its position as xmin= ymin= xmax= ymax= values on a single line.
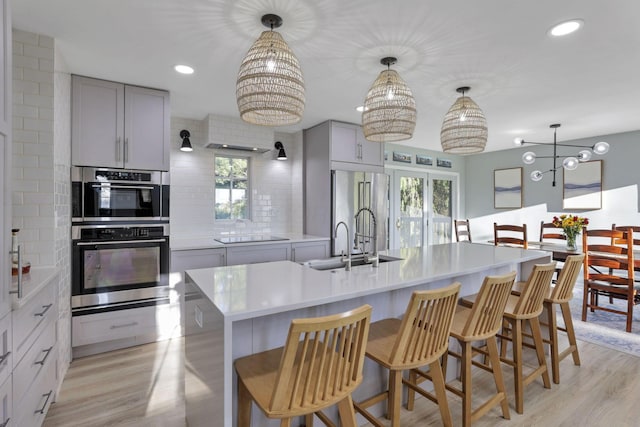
xmin=215 ymin=155 xmax=249 ymax=220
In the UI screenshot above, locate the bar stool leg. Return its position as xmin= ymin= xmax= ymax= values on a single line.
xmin=560 ymin=301 xmax=581 ymax=366
xmin=512 ymin=319 xmax=525 ymax=414
xmin=388 ymin=370 xmax=402 ymax=425
xmin=461 ymin=341 xmax=473 ymax=427
xmin=486 ymin=336 xmax=510 ymax=420
xmin=546 ymin=301 xmax=561 ymax=384
xmin=337 ymin=396 xmax=357 ymax=427
xmin=429 ymin=360 xmax=454 ymax=427
xmin=238 ymin=379 xmax=252 ymax=427
xmin=530 ymin=317 xmax=551 ymax=389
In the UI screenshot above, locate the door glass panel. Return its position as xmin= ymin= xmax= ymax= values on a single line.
xmin=84 ymin=246 xmax=160 ymax=289
xmin=431 ymin=178 xmax=453 ymax=244
xmin=399 ymin=176 xmax=424 ymax=248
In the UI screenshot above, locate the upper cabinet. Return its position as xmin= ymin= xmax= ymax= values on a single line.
xmin=330 ymin=121 xmax=383 ymax=168
xmin=71 ymin=75 xmax=170 ymax=171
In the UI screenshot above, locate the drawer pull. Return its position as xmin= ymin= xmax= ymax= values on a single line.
xmin=0 ymin=351 xmax=10 ymax=365
xmin=35 ymin=390 xmax=53 ymax=415
xmin=110 ymin=321 xmax=139 ymax=330
xmin=0 ymin=417 xmax=10 ymax=427
xmin=35 ymin=346 xmax=54 ymax=366
xmin=34 ymin=304 xmax=53 ymax=317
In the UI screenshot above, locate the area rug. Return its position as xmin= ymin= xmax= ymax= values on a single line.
xmin=564 ymin=278 xmax=640 ymax=357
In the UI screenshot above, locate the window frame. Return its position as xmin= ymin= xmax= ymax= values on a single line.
xmin=214 ymin=154 xmax=251 ymax=221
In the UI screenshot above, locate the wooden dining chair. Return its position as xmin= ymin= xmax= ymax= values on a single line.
xmin=462 ymin=263 xmax=555 ymax=414
xmin=494 ymin=223 xmax=528 ymax=249
xmin=582 ymin=228 xmax=637 ymax=332
xmin=354 ymin=283 xmax=460 ymax=427
xmin=539 ymin=221 xmax=566 ymax=243
xmin=511 ymin=254 xmax=584 ymax=384
xmin=455 ymin=219 xmax=472 ymax=242
xmin=234 ymin=304 xmax=372 ymax=427
xmin=417 ymin=272 xmax=516 ymax=427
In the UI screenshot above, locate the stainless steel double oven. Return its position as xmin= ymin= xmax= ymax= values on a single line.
xmin=71 ymin=167 xmax=170 ymax=315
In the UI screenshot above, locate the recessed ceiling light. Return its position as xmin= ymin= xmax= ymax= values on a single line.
xmin=174 ymin=64 xmax=194 ymax=75
xmin=549 ymin=19 xmax=583 ymax=37
xmin=355 ymin=105 xmax=369 ymax=112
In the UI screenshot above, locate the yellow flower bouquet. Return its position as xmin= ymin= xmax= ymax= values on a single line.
xmin=551 ymin=214 xmax=589 ymax=250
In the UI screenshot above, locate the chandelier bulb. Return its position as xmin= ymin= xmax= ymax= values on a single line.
xmin=562 ymin=156 xmax=579 ymax=170
xmin=531 ymin=170 xmax=543 ymax=182
xmin=513 ymin=137 xmax=524 ymax=146
xmin=578 ymin=149 xmax=592 ymax=162
xmin=522 ymin=151 xmax=536 ymax=164
xmin=593 ymin=141 xmax=610 ymax=154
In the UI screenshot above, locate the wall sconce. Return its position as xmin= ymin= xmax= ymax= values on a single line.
xmin=274 ymin=141 xmax=287 ymax=160
xmin=180 ymin=129 xmax=193 ymax=152
xmin=515 ymin=123 xmax=609 ymax=186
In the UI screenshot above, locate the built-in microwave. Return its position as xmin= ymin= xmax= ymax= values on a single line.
xmin=72 ymin=166 xmax=169 ymax=222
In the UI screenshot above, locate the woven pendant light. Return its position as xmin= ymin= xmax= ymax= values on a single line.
xmin=236 ymin=14 xmax=305 ymax=126
xmin=440 ymin=86 xmax=487 ymax=154
xmin=362 ymin=57 xmax=416 ymax=142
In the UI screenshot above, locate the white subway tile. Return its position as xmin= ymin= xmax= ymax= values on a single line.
xmin=13 ymin=29 xmax=39 ymax=45
xmin=23 ymin=45 xmax=54 ymax=61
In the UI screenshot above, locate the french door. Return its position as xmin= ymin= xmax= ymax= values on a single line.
xmin=390 ymin=169 xmax=457 ymax=249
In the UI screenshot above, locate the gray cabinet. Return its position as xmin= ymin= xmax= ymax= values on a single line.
xmin=330 ymin=121 xmax=383 ymax=168
xmin=291 ymin=241 xmax=330 ymax=262
xmin=171 ymin=248 xmax=227 ymax=273
xmin=226 ymin=243 xmax=291 ymax=266
xmin=71 ymin=75 xmax=170 ymax=171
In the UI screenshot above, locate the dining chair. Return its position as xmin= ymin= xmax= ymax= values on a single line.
xmin=582 ymin=228 xmax=637 ymax=332
xmin=455 ymin=219 xmax=472 ymax=242
xmin=540 ymin=221 xmax=567 ymax=279
xmin=494 ymin=223 xmax=528 ymax=249
xmin=234 ymin=304 xmax=372 ymax=427
xmin=413 ymin=272 xmax=516 ymax=427
xmin=511 ymin=254 xmax=584 ymax=384
xmin=354 ymin=283 xmax=460 ymax=427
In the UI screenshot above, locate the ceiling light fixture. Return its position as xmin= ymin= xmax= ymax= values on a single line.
xmin=549 ymin=19 xmax=584 ymax=37
xmin=179 ymin=129 xmax=193 ymax=152
xmin=440 ymin=86 xmax=488 ymax=154
xmin=515 ymin=123 xmax=609 ymax=186
xmin=236 ymin=13 xmax=305 ymax=126
xmin=174 ymin=64 xmax=194 ymax=75
xmin=274 ymin=141 xmax=287 ymax=160
xmin=362 ymin=56 xmax=416 ymax=142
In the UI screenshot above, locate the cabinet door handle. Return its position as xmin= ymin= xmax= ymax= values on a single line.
xmin=34 ymin=390 xmax=53 ymax=415
xmin=124 ymin=138 xmax=129 ymax=163
xmin=35 ymin=346 xmax=54 ymax=366
xmin=116 ymin=137 xmax=121 ymax=162
xmin=110 ymin=321 xmax=138 ymax=330
xmin=291 ymin=248 xmax=295 ymax=260
xmin=34 ymin=304 xmax=53 ymax=317
xmin=0 ymin=417 xmax=10 ymax=427
xmin=0 ymin=351 xmax=10 ymax=365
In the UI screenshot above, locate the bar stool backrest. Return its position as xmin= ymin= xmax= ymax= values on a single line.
xmin=512 ymin=262 xmax=556 ymax=317
xmin=549 ymin=254 xmax=584 ymax=303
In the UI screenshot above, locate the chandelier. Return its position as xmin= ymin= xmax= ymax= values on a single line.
xmin=362 ymin=57 xmax=416 ymax=142
xmin=236 ymin=14 xmax=305 ymax=126
xmin=440 ymin=86 xmax=488 ymax=154
xmin=515 ymin=123 xmax=610 ymax=186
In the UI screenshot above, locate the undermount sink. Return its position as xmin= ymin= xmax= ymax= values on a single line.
xmin=303 ymin=254 xmax=403 ymax=271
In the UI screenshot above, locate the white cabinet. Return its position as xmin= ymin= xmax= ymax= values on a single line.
xmin=171 ymin=248 xmax=227 ymax=273
xmin=291 ymin=241 xmax=330 ymax=262
xmin=226 ymin=243 xmax=291 ymax=266
xmin=71 ymin=75 xmax=170 ymax=171
xmin=330 ymin=121 xmax=383 ymax=168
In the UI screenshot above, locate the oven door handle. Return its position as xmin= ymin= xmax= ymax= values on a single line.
xmin=76 ymin=239 xmax=167 ymax=246
xmin=90 ymin=185 xmax=156 ymax=190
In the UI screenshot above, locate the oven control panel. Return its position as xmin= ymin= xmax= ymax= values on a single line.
xmin=94 ymin=170 xmax=152 ymax=182
xmin=77 ymin=226 xmax=166 ymax=241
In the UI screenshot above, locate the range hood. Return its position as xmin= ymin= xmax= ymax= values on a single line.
xmin=201 ymin=114 xmax=274 ymax=153
xmin=205 ymin=143 xmax=270 ymax=153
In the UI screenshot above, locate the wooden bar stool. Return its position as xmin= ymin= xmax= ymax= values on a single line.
xmin=354 ymin=283 xmax=460 ymax=427
xmin=511 ymin=254 xmax=584 ymax=384
xmin=463 ymin=262 xmax=555 ymax=414
xmin=410 ymin=272 xmax=516 ymax=427
xmin=234 ymin=304 xmax=372 ymax=427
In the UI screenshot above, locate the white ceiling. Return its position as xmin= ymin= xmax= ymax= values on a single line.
xmin=11 ymin=0 xmax=640 ymax=152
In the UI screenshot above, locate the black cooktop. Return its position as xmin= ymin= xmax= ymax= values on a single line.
xmin=214 ymin=235 xmax=289 ymax=244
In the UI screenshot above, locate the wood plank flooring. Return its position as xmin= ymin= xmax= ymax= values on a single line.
xmin=43 ymin=335 xmax=640 ymax=426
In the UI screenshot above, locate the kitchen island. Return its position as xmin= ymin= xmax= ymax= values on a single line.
xmin=184 ymin=242 xmax=550 ymax=427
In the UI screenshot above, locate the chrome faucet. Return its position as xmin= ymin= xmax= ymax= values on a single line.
xmin=334 ymin=221 xmax=351 ymax=271
xmin=354 ymin=207 xmax=378 ymax=267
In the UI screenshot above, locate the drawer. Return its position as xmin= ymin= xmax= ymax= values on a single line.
xmin=14 ymin=359 xmax=56 ymax=427
xmin=0 ymin=313 xmax=12 ymax=389
xmin=13 ymin=281 xmax=56 ymax=366
xmin=13 ymin=319 xmax=56 ymax=404
xmin=72 ymin=305 xmax=159 ymax=347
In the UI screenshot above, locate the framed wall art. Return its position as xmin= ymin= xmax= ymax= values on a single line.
xmin=494 ymin=167 xmax=522 ymax=209
xmin=563 ymin=160 xmax=602 ymax=210
xmin=416 ymin=154 xmax=432 ymax=166
xmin=392 ymin=151 xmax=412 ymax=163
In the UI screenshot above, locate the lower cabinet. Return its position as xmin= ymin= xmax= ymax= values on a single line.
xmin=0 ymin=374 xmax=11 ymax=427
xmin=171 ymin=248 xmax=226 ymax=273
xmin=291 ymin=241 xmax=330 ymax=262
xmin=226 ymin=243 xmax=291 ymax=266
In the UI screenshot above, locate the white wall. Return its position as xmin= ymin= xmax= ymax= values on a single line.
xmin=169 ymin=115 xmax=298 ymax=238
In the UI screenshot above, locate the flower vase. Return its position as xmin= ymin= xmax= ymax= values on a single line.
xmin=566 ymin=234 xmax=577 ymax=251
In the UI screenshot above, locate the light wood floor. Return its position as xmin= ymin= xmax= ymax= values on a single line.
xmin=43 ymin=335 xmax=640 ymax=426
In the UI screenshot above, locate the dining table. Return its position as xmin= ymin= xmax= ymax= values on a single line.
xmin=527 ymin=241 xmax=640 ymax=271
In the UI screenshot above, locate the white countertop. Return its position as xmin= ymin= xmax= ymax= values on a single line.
xmin=11 ymin=266 xmax=59 ymax=310
xmin=170 ymin=232 xmax=329 ymax=251
xmin=185 ymin=242 xmax=549 ymax=322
